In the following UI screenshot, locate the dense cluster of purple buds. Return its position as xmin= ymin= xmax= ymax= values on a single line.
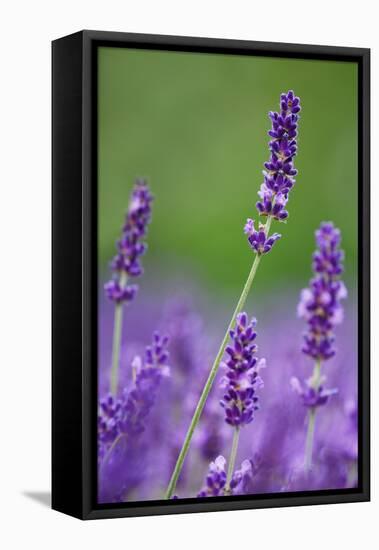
xmin=220 ymin=313 xmax=265 ymax=427
xmin=256 ymin=90 xmax=301 ymax=222
xmin=104 ymin=179 xmax=153 ymax=304
xmin=197 ymin=455 xmax=253 ymax=497
xmin=98 ymin=332 xmax=170 ymax=459
xmin=297 ymin=222 xmax=347 ymax=361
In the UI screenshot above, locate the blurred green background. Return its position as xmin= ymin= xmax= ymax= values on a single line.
xmin=98 ymin=47 xmax=357 ymax=297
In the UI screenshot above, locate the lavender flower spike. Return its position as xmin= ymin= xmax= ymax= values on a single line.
xmin=220 ymin=312 xmax=265 ymax=493
xmin=106 ymin=179 xmax=153 ymax=395
xmin=256 ymin=90 xmax=301 ymax=222
xmin=220 ymin=312 xmax=265 ymax=427
xmin=293 ymin=221 xmax=346 ymax=471
xmin=105 ymin=179 xmax=153 ymax=306
xmin=99 ymin=332 xmax=170 ymax=465
xmin=244 ymin=91 xmax=300 ymax=255
xmin=98 ymin=332 xmax=170 ymax=501
xmin=118 ymin=332 xmax=170 ymax=437
xmin=298 ymin=222 xmax=347 ymax=361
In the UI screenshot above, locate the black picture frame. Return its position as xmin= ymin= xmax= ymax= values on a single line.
xmin=52 ymin=30 xmax=370 ymax=520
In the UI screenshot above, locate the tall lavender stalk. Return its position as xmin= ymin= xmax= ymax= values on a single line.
xmin=104 ymin=179 xmax=153 ymax=395
xmin=292 ymin=222 xmax=346 ymax=472
xmin=165 ymin=91 xmax=301 ymax=499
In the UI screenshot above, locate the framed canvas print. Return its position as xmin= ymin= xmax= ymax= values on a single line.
xmin=52 ymin=30 xmax=370 ymax=520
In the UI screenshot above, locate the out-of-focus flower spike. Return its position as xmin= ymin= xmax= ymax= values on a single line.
xmin=99 ymin=331 xmax=170 ymax=455
xmin=298 ymin=222 xmax=347 ymax=361
xmin=105 ymin=179 xmax=153 ymax=305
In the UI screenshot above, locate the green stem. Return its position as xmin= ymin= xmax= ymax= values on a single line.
xmin=164 ymin=217 xmax=272 ymax=499
xmin=304 ymin=408 xmax=316 ymax=473
xmin=110 ymin=271 xmax=127 ymax=395
xmin=225 ymin=428 xmax=240 ymax=495
xmin=265 ymin=215 xmax=273 ymax=235
xmin=304 ymin=359 xmax=322 ymax=472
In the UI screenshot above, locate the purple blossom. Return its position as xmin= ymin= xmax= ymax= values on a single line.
xmin=197 ymin=456 xmax=254 ymax=497
xmin=98 ymin=332 xmax=170 ymax=503
xmin=256 ymin=188 xmax=289 ymax=221
xmin=230 ymin=459 xmax=254 ymax=494
xmin=256 ymin=90 xmax=301 ymax=221
xmin=220 ymin=312 xmax=266 ymax=427
xmin=104 ymin=281 xmax=138 ymax=303
xmin=313 ymin=223 xmax=344 ymax=277
xmin=118 ymin=332 xmax=170 ymax=437
xmin=98 ymin=394 xmax=123 ymax=461
xmin=105 ymin=179 xmax=153 ymax=304
xmin=298 ymin=222 xmax=347 ymax=360
xmin=197 ymin=456 xmax=227 ymax=497
xmin=290 ymin=376 xmax=338 ymax=408
xmin=244 ymin=219 xmax=281 ymax=255
xmin=98 ymin=332 xmax=170 ymax=453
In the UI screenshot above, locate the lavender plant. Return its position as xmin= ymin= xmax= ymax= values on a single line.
xmin=105 ymin=179 xmax=153 ymax=394
xmin=99 ymin=332 xmax=170 ymax=472
xmin=292 ymin=222 xmax=347 ymax=472
xmin=165 ymin=90 xmax=301 ymax=499
xmin=220 ymin=312 xmax=265 ymax=493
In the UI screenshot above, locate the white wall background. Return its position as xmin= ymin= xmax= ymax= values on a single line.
xmin=0 ymin=1 xmax=376 ymax=547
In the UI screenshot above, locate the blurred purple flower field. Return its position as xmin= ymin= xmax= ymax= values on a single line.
xmin=98 ymin=288 xmax=357 ymax=503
